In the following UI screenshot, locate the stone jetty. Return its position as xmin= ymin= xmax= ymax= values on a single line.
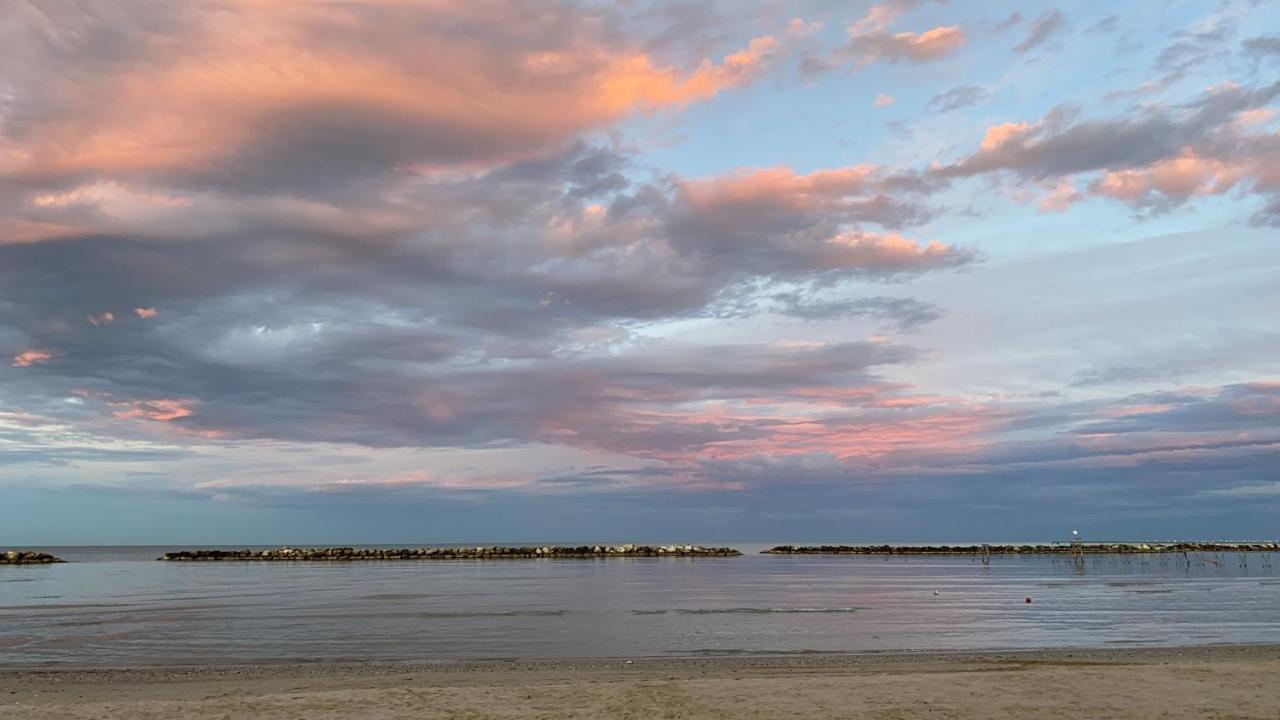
xmin=1 ymin=550 xmax=65 ymax=564
xmin=762 ymin=542 xmax=1280 ymax=555
xmin=159 ymin=544 xmax=742 ymax=561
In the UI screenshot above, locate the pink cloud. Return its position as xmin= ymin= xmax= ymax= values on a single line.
xmin=821 ymin=231 xmax=962 ymax=271
xmin=11 ymin=349 xmax=55 ymax=368
xmin=978 ymin=121 xmax=1033 ymax=152
xmin=87 ymin=312 xmax=115 ymax=326
xmin=2 ymin=3 xmax=784 ymax=208
xmin=849 ymin=3 xmax=909 ymax=35
xmin=873 ymin=93 xmax=896 ymax=108
xmin=603 ymin=36 xmax=779 ymax=111
xmin=940 ymin=88 xmax=1280 ymax=219
xmin=1091 ymin=151 xmax=1245 ymax=205
xmin=1038 ymin=181 xmax=1082 ymax=212
xmin=134 ymin=307 xmax=158 ymax=319
xmin=853 ymin=26 xmax=966 ymax=65
xmin=682 ymin=165 xmax=880 ymax=211
xmin=111 ymin=398 xmax=197 ymax=422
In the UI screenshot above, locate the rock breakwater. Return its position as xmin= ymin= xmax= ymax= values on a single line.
xmin=1 ymin=550 xmax=65 ymax=564
xmin=159 ymin=544 xmax=742 ymax=561
xmin=762 ymin=542 xmax=1280 ymax=555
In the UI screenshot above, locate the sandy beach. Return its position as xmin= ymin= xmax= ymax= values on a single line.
xmin=3 ymin=645 xmax=1277 ymax=719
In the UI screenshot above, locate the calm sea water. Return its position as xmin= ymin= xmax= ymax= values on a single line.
xmin=3 ymin=544 xmax=1279 ymax=667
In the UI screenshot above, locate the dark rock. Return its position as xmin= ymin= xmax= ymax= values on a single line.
xmin=0 ymin=550 xmax=66 ymax=565
xmin=157 ymin=544 xmax=744 ymax=561
xmin=760 ymin=542 xmax=1280 ymax=555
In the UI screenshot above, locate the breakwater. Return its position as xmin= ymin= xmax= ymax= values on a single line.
xmin=762 ymin=542 xmax=1280 ymax=555
xmin=1 ymin=550 xmax=64 ymax=564
xmin=158 ymin=544 xmax=742 ymax=561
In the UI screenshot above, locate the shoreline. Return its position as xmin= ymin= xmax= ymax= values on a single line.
xmin=3 ymin=642 xmax=1276 ymax=677
xmin=5 ymin=645 xmax=1279 ymax=719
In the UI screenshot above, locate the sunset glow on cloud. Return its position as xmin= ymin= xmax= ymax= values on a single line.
xmin=1 ymin=0 xmax=1278 ymax=543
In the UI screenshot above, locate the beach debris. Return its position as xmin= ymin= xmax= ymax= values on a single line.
xmin=0 ymin=550 xmax=65 ymax=565
xmin=157 ymin=545 xmax=743 ymax=561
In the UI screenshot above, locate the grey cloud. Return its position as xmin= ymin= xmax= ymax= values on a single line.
xmin=926 ymin=85 xmax=989 ymax=112
xmin=1070 ymin=383 xmax=1280 ymax=436
xmin=849 ymin=384 xmax=1280 ymax=482
xmin=1068 ymin=365 xmax=1171 ymax=388
xmin=937 ymin=108 xmax=1182 ymax=180
xmin=935 ymin=80 xmax=1280 ymax=185
xmin=1155 ymin=15 xmax=1238 ymax=84
xmin=994 ymin=13 xmax=1022 ymax=32
xmin=2 ymin=140 xmax=970 ymax=352
xmin=767 ymin=294 xmax=944 ymax=331
xmin=1087 ymin=15 xmax=1119 ymax=35
xmin=1 ymin=229 xmax=951 ymax=466
xmin=803 ymin=1 xmax=964 ymax=74
xmin=1243 ymin=35 xmax=1280 ymax=58
xmin=1013 ymin=9 xmax=1064 ymax=54
xmin=1201 ymin=482 xmax=1280 ymax=498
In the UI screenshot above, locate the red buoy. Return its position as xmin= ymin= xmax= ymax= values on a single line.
xmin=1025 ymin=597 xmax=1032 ymax=604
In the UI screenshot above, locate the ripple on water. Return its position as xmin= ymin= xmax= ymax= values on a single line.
xmin=672 ymin=607 xmax=859 ymax=615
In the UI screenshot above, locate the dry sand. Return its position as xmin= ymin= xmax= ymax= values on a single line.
xmin=3 ymin=645 xmax=1278 ymax=719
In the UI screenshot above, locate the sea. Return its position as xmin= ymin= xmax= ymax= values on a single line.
xmin=3 ymin=544 xmax=1279 ymax=667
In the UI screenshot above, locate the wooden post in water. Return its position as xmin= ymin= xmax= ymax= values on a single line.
xmin=1070 ymin=530 xmax=1084 ymax=568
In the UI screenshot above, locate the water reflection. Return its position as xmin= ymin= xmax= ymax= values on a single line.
xmin=1 ymin=546 xmax=1277 ymax=666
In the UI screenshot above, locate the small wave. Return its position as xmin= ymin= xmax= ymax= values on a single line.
xmin=632 ymin=609 xmax=668 ymax=615
xmin=0 ymin=602 xmax=133 ymax=611
xmin=416 ymin=610 xmax=568 ymax=618
xmin=53 ymin=619 xmax=115 ymax=628
xmin=671 ymin=648 xmax=831 ymax=656
xmin=1106 ymin=582 xmax=1152 ymax=587
xmin=362 ymin=593 xmax=434 ymax=601
xmin=673 ymin=607 xmax=858 ymax=615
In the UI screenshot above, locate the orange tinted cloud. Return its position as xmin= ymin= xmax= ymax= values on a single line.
xmin=1092 ymin=151 xmax=1245 ymax=204
xmin=111 ymin=398 xmax=197 ymax=422
xmin=979 ymin=122 xmax=1032 ymax=152
xmin=840 ymin=2 xmax=965 ymax=65
xmin=2 ymin=2 xmax=783 ymax=196
xmin=882 ymin=26 xmax=965 ymax=60
xmin=12 ymin=350 xmax=55 ymax=367
xmin=600 ymin=36 xmax=778 ymax=111
xmin=1038 ymin=181 xmax=1082 ymax=212
xmin=135 ymin=307 xmax=159 ymax=319
xmin=823 ymin=231 xmax=960 ymax=271
xmin=675 ymin=164 xmax=965 ymax=272
xmin=682 ymin=165 xmax=879 ymax=210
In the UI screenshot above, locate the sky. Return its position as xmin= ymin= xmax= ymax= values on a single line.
xmin=1 ymin=0 xmax=1278 ymax=545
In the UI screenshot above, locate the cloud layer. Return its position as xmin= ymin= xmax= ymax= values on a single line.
xmin=2 ymin=1 xmax=1278 ymax=541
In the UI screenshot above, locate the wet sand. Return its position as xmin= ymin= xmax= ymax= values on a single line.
xmin=3 ymin=645 xmax=1278 ymax=719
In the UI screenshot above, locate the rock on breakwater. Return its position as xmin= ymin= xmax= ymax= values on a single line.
xmin=762 ymin=542 xmax=1280 ymax=555
xmin=159 ymin=544 xmax=742 ymax=561
xmin=1 ymin=550 xmax=65 ymax=564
